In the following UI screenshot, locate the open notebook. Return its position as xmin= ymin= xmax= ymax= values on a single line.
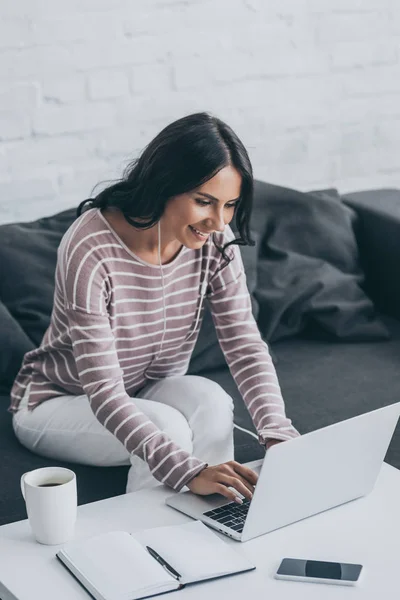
xmin=56 ymin=521 xmax=255 ymax=600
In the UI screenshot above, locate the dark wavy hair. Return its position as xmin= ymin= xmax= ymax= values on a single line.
xmin=77 ymin=112 xmax=255 ymax=258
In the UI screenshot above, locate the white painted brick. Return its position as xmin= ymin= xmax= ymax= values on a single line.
xmin=0 ymin=0 xmax=399 ymax=216
xmin=0 ymin=46 xmax=76 ymax=81
xmin=339 ymin=124 xmax=378 ymax=154
xmin=0 ymin=112 xmax=31 ymax=141
xmin=306 ymin=127 xmax=341 ymax=160
xmin=42 ymin=75 xmax=86 ymax=104
xmin=244 ymin=0 xmax=309 ymax=15
xmin=122 ymin=5 xmax=184 ymax=37
xmin=173 ymin=44 xmax=327 ymax=90
xmin=0 ymin=83 xmax=40 ymax=111
xmin=341 ymin=66 xmax=400 ymax=96
xmin=309 ymin=0 xmax=391 ymax=11
xmin=261 ymin=132 xmax=308 ymax=164
xmin=9 ymin=164 xmax=71 ymax=188
xmin=339 ymin=152 xmax=374 ymax=179
xmin=247 ymin=78 xmax=340 ymax=126
xmin=168 ymin=22 xmax=306 ymax=63
xmin=31 ymin=13 xmax=120 ymax=45
xmin=0 ymin=195 xmax=65 ymax=224
xmin=58 ymin=164 xmax=116 ymax=197
xmin=333 ymin=94 xmax=400 ymax=123
xmin=33 ymin=103 xmax=115 ymax=136
xmin=113 ymin=93 xmax=207 ymax=134
xmin=180 ymin=0 xmax=277 ymax=28
xmin=87 ymin=70 xmax=130 ymax=100
xmin=316 ymin=12 xmax=390 ymax=43
xmin=0 ymin=177 xmax=57 ymax=204
xmin=64 ymin=0 xmax=131 ymax=12
xmin=0 ymin=148 xmax=7 ymax=175
xmin=130 ymin=64 xmax=173 ymax=94
xmin=330 ymin=41 xmax=397 ymax=70
xmin=281 ymin=15 xmax=323 ymax=45
xmin=390 ymin=5 xmax=400 ymax=35
xmin=340 ymin=172 xmax=400 ymax=194
xmin=1 ymin=0 xmax=128 ymax=18
xmin=232 ymin=117 xmax=310 ymax=161
xmin=95 ymin=127 xmax=148 ymax=159
xmin=123 ymin=0 xmax=265 ymax=36
xmin=172 ymin=60 xmax=212 ymax=90
xmin=339 ymin=148 xmax=399 ymax=178
xmin=4 ymin=135 xmax=100 ymax=174
xmin=227 ymin=115 xmax=269 ymax=149
xmin=0 ymin=1 xmax=62 ymax=18
xmin=0 ymin=18 xmax=32 ymax=49
xmin=338 ymin=154 xmax=371 ymax=181
xmin=70 ymin=38 xmax=167 ymax=71
xmin=376 ymin=120 xmax=400 ymax=147
xmin=200 ymin=79 xmax=281 ymax=112
xmin=254 ymin=154 xmax=338 ymax=189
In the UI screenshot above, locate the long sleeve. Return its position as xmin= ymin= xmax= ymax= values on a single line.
xmin=65 ymin=307 xmax=206 ymax=489
xmin=208 ymin=244 xmax=299 ymax=444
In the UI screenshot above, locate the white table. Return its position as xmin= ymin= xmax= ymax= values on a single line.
xmin=1 ymin=462 xmax=400 ymax=600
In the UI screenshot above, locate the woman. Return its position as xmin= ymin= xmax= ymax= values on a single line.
xmin=10 ymin=112 xmax=299 ymax=504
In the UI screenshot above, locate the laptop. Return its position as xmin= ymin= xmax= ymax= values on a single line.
xmin=166 ymin=402 xmax=400 ymax=542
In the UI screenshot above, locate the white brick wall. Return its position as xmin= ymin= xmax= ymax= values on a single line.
xmin=0 ymin=0 xmax=400 ymax=224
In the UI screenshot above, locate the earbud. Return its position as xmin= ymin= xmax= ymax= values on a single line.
xmin=201 ymin=279 xmax=208 ymax=297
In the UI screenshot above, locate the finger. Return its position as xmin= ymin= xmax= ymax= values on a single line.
xmin=214 ymin=483 xmax=243 ymax=504
xmin=225 ymin=471 xmax=255 ymax=496
xmin=219 ymin=475 xmax=254 ymax=501
xmin=230 ymin=462 xmax=259 ymax=485
xmin=212 ymin=461 xmax=254 ymax=492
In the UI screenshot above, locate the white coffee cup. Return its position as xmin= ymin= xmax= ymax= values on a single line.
xmin=20 ymin=466 xmax=77 ymax=545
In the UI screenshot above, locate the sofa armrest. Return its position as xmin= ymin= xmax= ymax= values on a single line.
xmin=342 ymin=189 xmax=400 ymax=320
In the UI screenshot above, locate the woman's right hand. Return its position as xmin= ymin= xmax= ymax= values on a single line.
xmin=187 ymin=461 xmax=258 ymax=503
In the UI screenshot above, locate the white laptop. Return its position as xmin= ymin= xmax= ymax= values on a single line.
xmin=166 ymin=402 xmax=400 ymax=542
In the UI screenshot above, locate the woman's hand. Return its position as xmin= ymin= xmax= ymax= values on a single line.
xmin=187 ymin=461 xmax=258 ymax=503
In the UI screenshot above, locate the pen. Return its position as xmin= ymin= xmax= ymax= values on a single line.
xmin=146 ymin=546 xmax=182 ymax=581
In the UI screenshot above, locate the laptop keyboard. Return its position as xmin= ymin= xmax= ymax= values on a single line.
xmin=203 ymin=498 xmax=251 ymax=533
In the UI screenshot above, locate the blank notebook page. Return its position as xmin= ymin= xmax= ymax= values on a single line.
xmin=133 ymin=521 xmax=252 ymax=585
xmin=60 ymin=530 xmax=174 ymax=599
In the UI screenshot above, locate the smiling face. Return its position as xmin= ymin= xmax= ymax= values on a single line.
xmin=162 ymin=165 xmax=242 ymax=249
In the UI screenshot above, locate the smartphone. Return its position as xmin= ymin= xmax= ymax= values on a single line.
xmin=275 ymin=557 xmax=363 ymax=586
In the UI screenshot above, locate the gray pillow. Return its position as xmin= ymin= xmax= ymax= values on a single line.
xmin=252 ymin=184 xmax=389 ymax=342
xmin=0 ymin=299 xmax=35 ymax=394
xmin=0 ymin=209 xmax=76 ymax=348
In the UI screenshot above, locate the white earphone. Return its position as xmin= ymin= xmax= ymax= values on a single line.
xmin=186 ymin=240 xmax=210 ymax=341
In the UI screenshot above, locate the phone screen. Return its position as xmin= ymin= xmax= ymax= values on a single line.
xmin=277 ymin=558 xmax=363 ymax=582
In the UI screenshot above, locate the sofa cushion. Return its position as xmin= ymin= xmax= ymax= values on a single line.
xmin=272 ymin=314 xmax=400 ymax=471
xmin=250 ymin=182 xmax=389 ymax=342
xmin=342 ymin=189 xmax=400 ymax=321
xmin=0 ymin=300 xmax=35 ymax=394
xmin=0 ymin=208 xmax=76 ymax=347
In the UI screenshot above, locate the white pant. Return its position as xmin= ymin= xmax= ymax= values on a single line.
xmin=13 ymin=375 xmax=235 ymax=493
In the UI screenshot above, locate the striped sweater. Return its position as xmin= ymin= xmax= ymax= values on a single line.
xmin=10 ymin=208 xmax=299 ymax=490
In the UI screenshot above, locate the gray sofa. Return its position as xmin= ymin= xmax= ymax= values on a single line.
xmin=1 ymin=181 xmax=400 ymax=527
